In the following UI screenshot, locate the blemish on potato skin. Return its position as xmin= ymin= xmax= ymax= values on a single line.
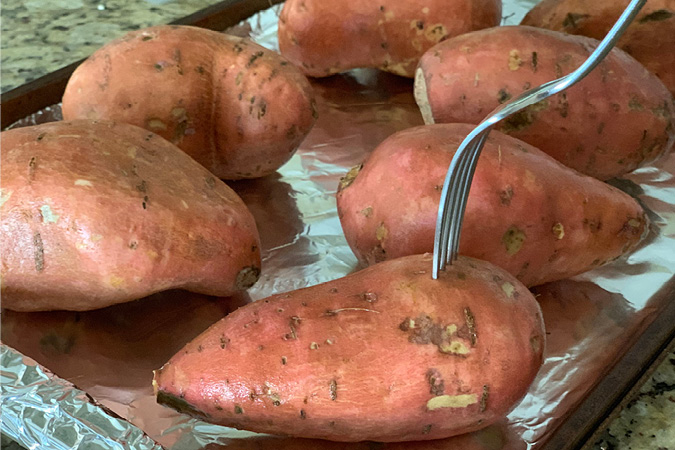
xmin=400 ymin=314 xmax=472 ymax=355
xmin=376 ymin=223 xmax=388 ymax=241
xmin=562 ymin=12 xmax=590 ymax=30
xmin=360 ymin=207 xmax=373 ymax=217
xmin=324 ymin=307 xmax=380 ymax=316
xmin=426 ymin=368 xmax=445 ymax=395
xmin=499 ymin=101 xmax=549 ymax=133
xmin=300 ymin=409 xmax=306 ymax=419
xmin=33 ymin=232 xmax=45 ymax=272
xmin=501 ymin=282 xmax=515 ymax=298
xmin=508 ymin=50 xmax=522 ymax=71
xmin=284 ymin=316 xmax=301 ymax=340
xmin=640 ymin=9 xmax=674 ymax=22
xmin=147 ymin=118 xmax=167 ymax=130
xmin=502 ymin=226 xmax=526 ymax=255
xmin=28 ymin=156 xmax=37 ymax=181
xmin=531 ymin=52 xmax=538 ymax=72
xmin=464 ymin=308 xmax=477 ymax=346
xmin=40 ymin=205 xmax=60 ymax=224
xmin=247 ymin=51 xmax=264 ymax=67
xmin=552 ymin=222 xmax=565 ymax=240
xmin=497 ymin=88 xmax=512 ymax=104
xmin=338 ymin=164 xmax=362 ymax=191
xmin=480 ymin=385 xmax=489 ymax=412
xmin=359 ymin=291 xmax=378 ymax=303
xmin=234 ymin=405 xmax=244 ymax=414
xmin=220 ymin=336 xmax=230 ymax=349
xmin=499 ymin=186 xmax=514 ymax=205
xmin=235 ymin=266 xmax=260 ymax=290
xmin=329 ymin=379 xmax=338 ymax=400
xmin=426 ymin=393 xmax=478 ymax=410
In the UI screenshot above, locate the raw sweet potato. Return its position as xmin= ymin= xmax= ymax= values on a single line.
xmin=62 ymin=25 xmax=317 ymax=180
xmin=336 ymin=123 xmax=648 ymax=287
xmin=154 ymin=254 xmax=545 ymax=442
xmin=414 ymin=25 xmax=675 ymax=180
xmin=0 ymin=120 xmax=261 ymax=311
xmin=278 ymin=0 xmax=502 ymax=78
xmin=521 ymin=0 xmax=675 ymax=96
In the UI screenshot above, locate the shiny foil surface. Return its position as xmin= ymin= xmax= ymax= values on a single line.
xmin=2 ymin=1 xmax=674 ymax=449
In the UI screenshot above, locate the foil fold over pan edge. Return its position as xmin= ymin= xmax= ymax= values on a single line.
xmin=0 ymin=343 xmax=165 ymax=449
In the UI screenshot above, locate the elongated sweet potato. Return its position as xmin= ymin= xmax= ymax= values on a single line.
xmin=278 ymin=0 xmax=502 ymax=78
xmin=154 ymin=254 xmax=544 ymax=442
xmin=336 ymin=124 xmax=647 ymax=287
xmin=414 ymin=25 xmax=675 ymax=180
xmin=521 ymin=0 xmax=675 ymax=96
xmin=62 ymin=25 xmax=317 ymax=180
xmin=0 ymin=120 xmax=261 ymax=311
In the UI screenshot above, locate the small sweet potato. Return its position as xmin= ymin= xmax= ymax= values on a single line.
xmin=336 ymin=124 xmax=648 ymax=287
xmin=62 ymin=25 xmax=317 ymax=180
xmin=278 ymin=0 xmax=502 ymax=78
xmin=154 ymin=254 xmax=545 ymax=442
xmin=414 ymin=25 xmax=675 ymax=180
xmin=0 ymin=120 xmax=261 ymax=311
xmin=521 ymin=0 xmax=675 ymax=96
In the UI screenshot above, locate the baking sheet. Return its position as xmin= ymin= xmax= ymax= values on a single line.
xmin=2 ymin=1 xmax=675 ymax=449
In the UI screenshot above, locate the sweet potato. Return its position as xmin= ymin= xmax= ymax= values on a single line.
xmin=336 ymin=123 xmax=648 ymax=287
xmin=154 ymin=254 xmax=545 ymax=442
xmin=0 ymin=120 xmax=261 ymax=311
xmin=521 ymin=0 xmax=675 ymax=96
xmin=278 ymin=0 xmax=502 ymax=78
xmin=414 ymin=25 xmax=675 ymax=180
xmin=62 ymin=25 xmax=317 ymax=180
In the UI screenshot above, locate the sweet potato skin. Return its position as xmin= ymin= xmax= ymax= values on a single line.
xmin=278 ymin=0 xmax=502 ymax=78
xmin=414 ymin=26 xmax=675 ymax=180
xmin=62 ymin=25 xmax=317 ymax=180
xmin=521 ymin=0 xmax=675 ymax=96
xmin=0 ymin=120 xmax=261 ymax=311
xmin=336 ymin=124 xmax=647 ymax=287
xmin=154 ymin=254 xmax=545 ymax=442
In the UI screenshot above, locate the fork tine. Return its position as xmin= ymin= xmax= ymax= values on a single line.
xmin=433 ymin=127 xmax=486 ymax=277
xmin=448 ymin=131 xmax=490 ymax=263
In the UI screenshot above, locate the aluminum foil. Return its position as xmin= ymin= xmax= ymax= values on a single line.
xmin=0 ymin=343 xmax=164 ymax=450
xmin=2 ymin=1 xmax=675 ymax=449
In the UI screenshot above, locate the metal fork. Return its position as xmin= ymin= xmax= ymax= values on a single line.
xmin=432 ymin=0 xmax=647 ymax=279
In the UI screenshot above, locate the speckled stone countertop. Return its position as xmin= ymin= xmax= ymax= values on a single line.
xmin=1 ymin=0 xmax=224 ymax=93
xmin=586 ymin=345 xmax=675 ymax=450
xmin=1 ymin=1 xmax=674 ymax=449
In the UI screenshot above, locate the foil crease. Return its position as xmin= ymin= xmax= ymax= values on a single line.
xmin=2 ymin=1 xmax=674 ymax=449
xmin=0 ymin=344 xmax=164 ymax=450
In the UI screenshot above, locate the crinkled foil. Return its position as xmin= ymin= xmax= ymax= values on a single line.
xmin=0 ymin=344 xmax=164 ymax=449
xmin=2 ymin=1 xmax=675 ymax=449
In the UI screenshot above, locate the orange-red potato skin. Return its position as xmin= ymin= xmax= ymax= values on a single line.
xmin=61 ymin=25 xmax=317 ymax=180
xmin=336 ymin=124 xmax=647 ymax=287
xmin=154 ymin=254 xmax=545 ymax=442
xmin=278 ymin=0 xmax=502 ymax=78
xmin=414 ymin=26 xmax=675 ymax=180
xmin=0 ymin=120 xmax=261 ymax=311
xmin=521 ymin=0 xmax=675 ymax=96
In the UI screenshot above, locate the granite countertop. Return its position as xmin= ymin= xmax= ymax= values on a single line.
xmin=1 ymin=0 xmax=224 ymax=93
xmin=1 ymin=0 xmax=674 ymax=449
